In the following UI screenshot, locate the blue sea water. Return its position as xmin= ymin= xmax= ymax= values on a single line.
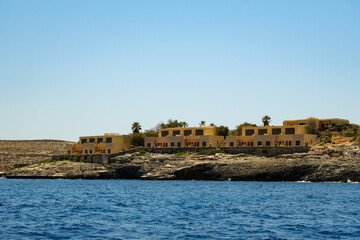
xmin=0 ymin=179 xmax=359 ymax=240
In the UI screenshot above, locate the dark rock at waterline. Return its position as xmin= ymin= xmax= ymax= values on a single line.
xmin=5 ymin=144 xmax=360 ymax=182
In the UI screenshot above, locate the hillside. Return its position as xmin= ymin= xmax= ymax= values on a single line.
xmin=0 ymin=140 xmax=72 ymax=171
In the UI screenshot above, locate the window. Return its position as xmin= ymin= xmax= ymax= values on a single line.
xmin=173 ymin=130 xmax=180 ymax=136
xmin=299 ymin=123 xmax=305 ymax=125
xmin=229 ymin=142 xmax=234 ymax=147
xmin=289 ymin=141 xmax=292 ymax=146
xmin=332 ymin=123 xmax=336 ymax=127
xmin=161 ymin=131 xmax=169 ymax=137
xmin=171 ymin=142 xmax=175 ymax=147
xmin=107 ymin=149 xmax=111 ymax=153
xmin=258 ymin=141 xmax=262 ymax=146
xmin=195 ymin=129 xmax=204 ymax=136
xmin=285 ymin=128 xmax=295 ymax=135
xmin=202 ymin=142 xmax=207 ymax=147
xmin=296 ymin=141 xmax=300 ymax=146
xmin=245 ymin=129 xmax=255 ymax=136
xmin=250 ymin=142 xmax=254 ymax=146
xmin=147 ymin=143 xmax=151 ymax=148
xmin=89 ymin=150 xmax=92 ymax=154
xmin=184 ymin=130 xmax=192 ymax=136
xmin=258 ymin=129 xmax=267 ymax=135
xmin=165 ymin=143 xmax=168 ymax=147
xmin=177 ymin=142 xmax=181 ymax=147
xmin=68 ymin=150 xmax=71 ymax=154
xmin=85 ymin=150 xmax=88 ymax=154
xmin=89 ymin=138 xmax=95 ymax=143
xmin=266 ymin=141 xmax=270 ymax=146
xmin=81 ymin=139 xmax=87 ymax=144
xmin=97 ymin=138 xmax=103 ymax=143
xmin=272 ymin=128 xmax=281 ymax=135
xmin=106 ymin=137 xmax=112 ymax=143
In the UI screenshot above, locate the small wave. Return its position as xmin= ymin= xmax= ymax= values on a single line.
xmin=296 ymin=180 xmax=311 ymax=183
xmin=347 ymin=179 xmax=360 ymax=183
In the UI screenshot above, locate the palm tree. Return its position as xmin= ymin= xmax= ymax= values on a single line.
xmin=179 ymin=121 xmax=189 ymax=128
xmin=199 ymin=121 xmax=206 ymax=127
xmin=131 ymin=122 xmax=142 ymax=133
xmin=262 ymin=115 xmax=271 ymax=126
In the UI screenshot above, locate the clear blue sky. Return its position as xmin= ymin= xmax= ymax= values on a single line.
xmin=1 ymin=0 xmax=359 ymax=141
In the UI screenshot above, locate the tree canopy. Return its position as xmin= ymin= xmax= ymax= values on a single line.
xmin=199 ymin=121 xmax=206 ymax=126
xmin=130 ymin=133 xmax=144 ymax=147
xmin=144 ymin=129 xmax=158 ymax=137
xmin=131 ymin=122 xmax=142 ymax=133
xmin=216 ymin=125 xmax=229 ymax=137
xmin=234 ymin=122 xmax=257 ymax=136
xmin=262 ymin=115 xmax=271 ymax=126
xmin=160 ymin=119 xmax=188 ymax=129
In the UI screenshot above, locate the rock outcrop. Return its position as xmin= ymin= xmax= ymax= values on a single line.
xmin=6 ymin=161 xmax=113 ymax=179
xmin=5 ymin=144 xmax=360 ymax=182
xmin=5 ymin=143 xmax=360 ymax=182
xmin=108 ymin=143 xmax=360 ymax=182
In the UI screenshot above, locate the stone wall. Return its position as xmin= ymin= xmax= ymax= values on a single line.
xmin=52 ymin=154 xmax=109 ymax=165
xmin=220 ymin=146 xmax=309 ymax=156
xmin=109 ymin=146 xmax=310 ymax=157
xmin=53 ymin=146 xmax=310 ymax=165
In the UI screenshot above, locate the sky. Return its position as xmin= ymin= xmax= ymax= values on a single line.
xmin=1 ymin=0 xmax=359 ymax=141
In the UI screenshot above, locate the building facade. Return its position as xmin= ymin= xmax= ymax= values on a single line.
xmin=283 ymin=118 xmax=349 ymax=130
xmin=66 ymin=133 xmax=131 ymax=155
xmin=225 ymin=125 xmax=318 ymax=147
xmin=225 ymin=117 xmax=349 ymax=148
xmin=144 ymin=126 xmax=224 ymax=148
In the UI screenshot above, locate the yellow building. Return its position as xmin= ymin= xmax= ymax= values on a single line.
xmin=144 ymin=126 xmax=224 ymax=148
xmin=66 ymin=133 xmax=131 ymax=155
xmin=283 ymin=118 xmax=349 ymax=130
xmin=226 ymin=117 xmax=349 ymax=147
xmin=226 ymin=125 xmax=318 ymax=147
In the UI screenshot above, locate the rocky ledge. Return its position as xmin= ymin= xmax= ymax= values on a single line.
xmin=5 ymin=161 xmax=112 ymax=179
xmin=5 ymin=143 xmax=360 ymax=182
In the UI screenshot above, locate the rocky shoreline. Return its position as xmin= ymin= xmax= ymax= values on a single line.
xmin=3 ymin=142 xmax=360 ymax=182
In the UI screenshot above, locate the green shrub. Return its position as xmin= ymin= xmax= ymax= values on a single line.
xmin=59 ymin=155 xmax=70 ymax=161
xmin=344 ymin=132 xmax=358 ymax=138
xmin=198 ymin=148 xmax=225 ymax=156
xmin=321 ymin=133 xmax=332 ymax=144
xmin=130 ymin=133 xmax=145 ymax=147
xmin=199 ymin=149 xmax=215 ymax=155
xmin=135 ymin=149 xmax=147 ymax=156
xmin=275 ymin=154 xmax=283 ymax=159
xmin=37 ymin=158 xmax=58 ymax=164
xmin=175 ymin=151 xmax=193 ymax=157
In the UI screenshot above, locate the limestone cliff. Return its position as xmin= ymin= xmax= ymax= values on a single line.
xmin=5 ymin=142 xmax=360 ymax=182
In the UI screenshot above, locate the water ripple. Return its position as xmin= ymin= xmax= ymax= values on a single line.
xmin=0 ymin=179 xmax=360 ymax=239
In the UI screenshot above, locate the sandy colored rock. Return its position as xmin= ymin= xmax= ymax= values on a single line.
xmin=6 ymin=161 xmax=113 ymax=179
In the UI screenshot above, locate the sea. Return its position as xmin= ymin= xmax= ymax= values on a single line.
xmin=0 ymin=179 xmax=359 ymax=239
